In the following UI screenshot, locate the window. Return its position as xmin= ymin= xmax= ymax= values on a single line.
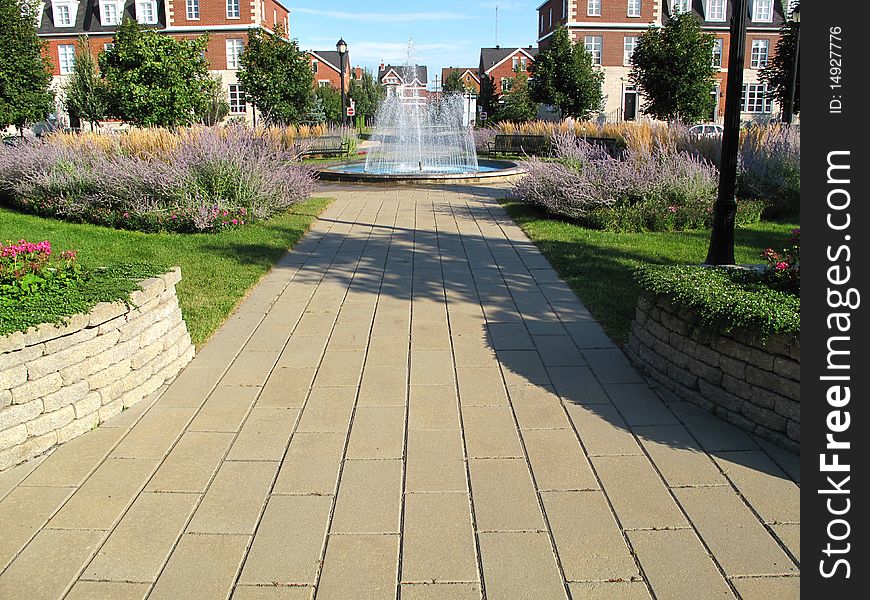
xmin=588 ymin=0 xmax=601 ymax=17
xmin=228 ymin=84 xmax=246 ymax=114
xmin=752 ymin=0 xmax=773 ymax=22
xmin=137 ymin=1 xmax=157 ymax=24
xmin=585 ymin=35 xmax=602 ymax=65
xmin=58 ymin=44 xmax=75 ymax=75
xmin=311 ymin=60 xmax=318 ymax=74
xmin=501 ymin=77 xmax=512 ymax=92
xmin=742 ymin=83 xmax=772 ymax=113
xmin=711 ymin=38 xmax=723 ymax=67
xmin=750 ymin=39 xmax=769 ymax=68
xmin=521 ymin=57 xmax=527 ymax=70
xmin=623 ymin=36 xmax=638 ymax=65
xmin=540 ymin=13 xmax=544 ymax=32
xmin=672 ymin=0 xmax=690 ymax=13
xmin=628 ymin=0 xmax=641 ymax=17
xmin=706 ymin=0 xmax=725 ymax=21
xmin=103 ymin=43 xmax=115 ymax=52
xmin=186 ymin=0 xmax=199 ymax=19
xmin=260 ymin=1 xmax=265 ymax=22
xmin=55 ymin=4 xmax=72 ymax=26
xmin=318 ymin=81 xmax=330 ymax=87
xmin=102 ymin=1 xmax=120 ymax=26
xmin=226 ymin=38 xmax=244 ymax=69
xmin=548 ymin=8 xmax=552 ymax=26
xmin=512 ymin=57 xmax=519 ymax=70
xmin=227 ymin=0 xmax=240 ymax=19
xmin=563 ymin=0 xmax=568 ymax=18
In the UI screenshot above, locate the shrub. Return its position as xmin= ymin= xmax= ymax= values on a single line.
xmin=634 ymin=264 xmax=800 ymax=337
xmin=0 ymin=126 xmax=315 ymax=233
xmin=1 ymin=239 xmax=80 ymax=297
xmin=737 ymin=125 xmax=800 ymax=216
xmin=760 ymin=227 xmax=800 ymax=294
xmin=512 ymin=133 xmax=742 ymax=232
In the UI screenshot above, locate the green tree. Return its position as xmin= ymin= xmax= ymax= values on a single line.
xmin=200 ymin=74 xmax=230 ymax=126
xmin=304 ymin=92 xmax=327 ymax=124
xmin=495 ymin=72 xmax=537 ymax=122
xmin=477 ymin=73 xmax=499 ymax=120
xmin=237 ymin=26 xmax=312 ymax=125
xmin=442 ymin=70 xmax=467 ymax=94
xmin=629 ymin=12 xmax=717 ymax=123
xmin=529 ymin=27 xmax=603 ymax=120
xmin=99 ymin=19 xmax=213 ymax=127
xmin=315 ymin=84 xmax=342 ymax=123
xmin=348 ymin=68 xmax=384 ymax=122
xmin=760 ymin=2 xmax=800 ymax=116
xmin=63 ymin=36 xmax=109 ymax=130
xmin=0 ymin=0 xmax=55 ymax=133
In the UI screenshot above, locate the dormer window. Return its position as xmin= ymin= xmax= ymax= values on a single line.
xmin=99 ymin=0 xmax=122 ymax=26
xmin=752 ymin=0 xmax=773 ymax=22
xmin=51 ymin=0 xmax=78 ymax=27
xmin=137 ymin=0 xmax=157 ymax=24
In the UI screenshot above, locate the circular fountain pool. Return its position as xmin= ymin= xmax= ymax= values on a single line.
xmin=317 ymin=159 xmax=526 ymax=185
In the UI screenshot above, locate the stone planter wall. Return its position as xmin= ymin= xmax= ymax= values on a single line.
xmin=625 ymin=295 xmax=800 ymax=452
xmin=0 ymin=268 xmax=194 ymax=470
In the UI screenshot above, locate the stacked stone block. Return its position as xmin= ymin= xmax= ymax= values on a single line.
xmin=625 ymin=296 xmax=800 ymax=452
xmin=0 ymin=268 xmax=195 ymax=470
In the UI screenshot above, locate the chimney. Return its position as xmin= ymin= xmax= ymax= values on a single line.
xmin=379 ymin=62 xmax=385 ymax=70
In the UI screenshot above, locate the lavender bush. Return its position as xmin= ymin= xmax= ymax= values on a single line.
xmin=0 ymin=126 xmax=315 ymax=233
xmin=512 ymin=133 xmax=762 ymax=232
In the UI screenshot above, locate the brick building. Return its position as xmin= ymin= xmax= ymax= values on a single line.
xmin=536 ymin=0 xmax=785 ymax=122
xmin=478 ymin=46 xmax=538 ymax=98
xmin=377 ymin=64 xmax=429 ymax=102
xmin=308 ymin=50 xmax=353 ymax=91
xmin=36 ymin=0 xmax=290 ymax=125
xmin=440 ymin=67 xmax=480 ymax=94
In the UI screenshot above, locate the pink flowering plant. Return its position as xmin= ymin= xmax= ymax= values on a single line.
xmin=0 ymin=239 xmax=82 ymax=296
xmin=761 ymin=228 xmax=800 ymax=292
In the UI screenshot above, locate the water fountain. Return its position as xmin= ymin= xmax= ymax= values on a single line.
xmin=317 ymin=52 xmax=524 ymax=184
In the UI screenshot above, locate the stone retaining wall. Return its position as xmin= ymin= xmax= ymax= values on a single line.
xmin=625 ymin=295 xmax=800 ymax=452
xmin=0 ymin=268 xmax=194 ymax=470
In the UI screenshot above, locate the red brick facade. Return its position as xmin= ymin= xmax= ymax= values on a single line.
xmin=480 ymin=49 xmax=537 ymax=98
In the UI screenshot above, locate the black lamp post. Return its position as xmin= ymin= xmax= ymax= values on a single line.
xmin=705 ymin=0 xmax=749 ymax=266
xmin=783 ymin=4 xmax=800 ymax=124
xmin=336 ymin=38 xmax=348 ymax=126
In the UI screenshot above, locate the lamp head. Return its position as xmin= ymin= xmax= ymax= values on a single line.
xmin=791 ymin=5 xmax=800 ymax=23
xmin=336 ymin=38 xmax=348 ymax=55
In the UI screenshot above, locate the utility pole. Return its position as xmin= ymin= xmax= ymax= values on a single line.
xmin=495 ymin=5 xmax=499 ymax=46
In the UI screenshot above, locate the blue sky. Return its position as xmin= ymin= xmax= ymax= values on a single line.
xmin=284 ymin=1 xmax=541 ymax=85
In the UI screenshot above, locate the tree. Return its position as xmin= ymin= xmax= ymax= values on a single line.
xmin=348 ymin=68 xmax=384 ymax=122
xmin=760 ymin=2 xmax=800 ymax=116
xmin=237 ymin=26 xmax=312 ymax=125
xmin=315 ymin=84 xmax=342 ymax=123
xmin=477 ymin=73 xmax=499 ymax=119
xmin=629 ymin=12 xmax=717 ymax=123
xmin=200 ymin=74 xmax=230 ymax=126
xmin=99 ymin=19 xmax=213 ymax=127
xmin=304 ymin=92 xmax=327 ymax=124
xmin=0 ymin=0 xmax=55 ymax=132
xmin=529 ymin=27 xmax=603 ymax=120
xmin=442 ymin=70 xmax=467 ymax=95
xmin=63 ymin=36 xmax=109 ymax=130
xmin=495 ymin=72 xmax=537 ymax=122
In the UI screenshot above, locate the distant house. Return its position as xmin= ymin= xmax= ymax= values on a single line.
xmin=309 ymin=50 xmax=353 ymax=91
xmin=440 ymin=67 xmax=480 ymax=94
xmin=478 ymin=46 xmax=538 ymax=97
xmin=377 ymin=64 xmax=429 ymax=102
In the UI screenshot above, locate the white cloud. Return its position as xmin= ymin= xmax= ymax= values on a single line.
xmin=291 ymin=8 xmax=476 ymax=23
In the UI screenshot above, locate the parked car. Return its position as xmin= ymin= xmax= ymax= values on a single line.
xmin=688 ymin=123 xmax=724 ymax=137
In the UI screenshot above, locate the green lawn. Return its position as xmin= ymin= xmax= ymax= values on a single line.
xmin=1 ymin=198 xmax=331 ymax=346
xmin=501 ymin=200 xmax=799 ymax=344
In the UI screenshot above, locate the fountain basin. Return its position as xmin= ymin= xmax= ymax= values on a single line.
xmin=316 ymin=159 xmax=527 ymax=185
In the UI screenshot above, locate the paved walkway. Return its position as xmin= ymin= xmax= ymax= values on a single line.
xmin=0 ymin=185 xmax=799 ymax=600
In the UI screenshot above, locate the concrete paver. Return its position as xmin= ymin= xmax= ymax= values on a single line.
xmin=0 ymin=185 xmax=800 ymax=599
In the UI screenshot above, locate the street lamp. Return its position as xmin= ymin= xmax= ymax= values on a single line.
xmin=336 ymin=38 xmax=348 ymax=126
xmin=783 ymin=4 xmax=800 ymax=124
xmin=705 ymin=0 xmax=749 ymax=265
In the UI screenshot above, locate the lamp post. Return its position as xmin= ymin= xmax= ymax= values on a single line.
xmin=783 ymin=5 xmax=800 ymax=124
xmin=336 ymin=38 xmax=348 ymax=126
xmin=705 ymin=0 xmax=749 ymax=265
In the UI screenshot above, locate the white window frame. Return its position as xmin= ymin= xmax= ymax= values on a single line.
xmin=752 ymin=0 xmax=774 ymax=23
xmin=521 ymin=56 xmax=528 ymax=70
xmin=628 ymin=0 xmax=641 ymax=18
xmin=742 ymin=83 xmax=772 ymax=113
xmin=137 ymin=0 xmax=157 ymax=24
xmin=588 ymin=0 xmax=601 ymax=17
xmin=100 ymin=0 xmax=121 ymax=26
xmin=563 ymin=0 xmax=568 ymax=18
xmin=750 ymin=39 xmax=769 ymax=69
xmin=228 ymin=84 xmax=246 ymax=114
xmin=548 ymin=7 xmax=552 ymax=26
xmin=103 ymin=42 xmax=115 ymax=52
xmin=226 ymin=38 xmax=244 ymax=69
xmin=52 ymin=1 xmax=74 ymax=27
xmin=311 ymin=59 xmax=318 ymax=74
xmin=227 ymin=0 xmax=240 ymax=19
xmin=540 ymin=12 xmax=545 ymax=33
xmin=706 ymin=0 xmax=726 ymax=21
xmin=711 ymin=37 xmax=723 ymax=67
xmin=672 ymin=0 xmax=690 ymax=14
xmin=585 ymin=35 xmax=603 ymax=66
xmin=501 ymin=77 xmax=512 ymax=93
xmin=512 ymin=56 xmax=519 ymax=70
xmin=186 ymin=0 xmax=199 ymax=20
xmin=58 ymin=44 xmax=75 ymax=75
xmin=623 ymin=35 xmax=638 ymax=66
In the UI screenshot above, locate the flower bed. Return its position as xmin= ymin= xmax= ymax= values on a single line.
xmin=0 ymin=126 xmax=316 ymax=233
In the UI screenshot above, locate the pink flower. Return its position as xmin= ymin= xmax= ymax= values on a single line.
xmin=667 ymin=206 xmax=678 ymax=213
xmin=775 ymin=261 xmax=790 ymax=271
xmin=231 ymin=219 xmax=239 ymax=225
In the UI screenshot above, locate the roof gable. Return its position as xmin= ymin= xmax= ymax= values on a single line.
xmin=479 ymin=47 xmax=538 ymax=74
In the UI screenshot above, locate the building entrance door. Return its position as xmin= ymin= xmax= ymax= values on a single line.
xmin=623 ymin=88 xmax=638 ymax=121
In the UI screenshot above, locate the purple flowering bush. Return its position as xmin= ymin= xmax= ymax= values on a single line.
xmin=0 ymin=126 xmax=316 ymax=233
